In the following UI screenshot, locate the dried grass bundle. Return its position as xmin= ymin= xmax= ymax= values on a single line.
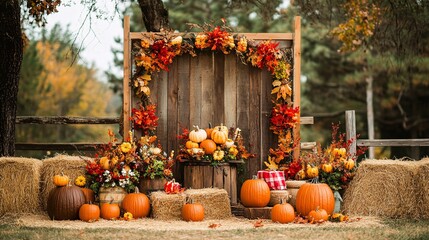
xmin=150 ymin=191 xmax=186 ymax=220
xmin=185 ymin=188 xmax=232 ymax=219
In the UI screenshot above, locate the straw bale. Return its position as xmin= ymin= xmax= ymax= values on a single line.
xmin=150 ymin=191 xmax=186 ymax=220
xmin=342 ymin=159 xmax=422 ymax=219
xmin=40 ymin=155 xmax=91 ymax=210
xmin=417 ymin=158 xmax=429 ymax=219
xmin=0 ymin=157 xmax=42 ymax=216
xmin=185 ymin=188 xmax=232 ymax=220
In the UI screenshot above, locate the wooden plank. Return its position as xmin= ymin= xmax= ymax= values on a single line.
xmin=230 ymin=166 xmax=238 ymax=205
xmin=300 ymin=116 xmax=314 ymax=125
xmin=15 ymin=142 xmax=101 ymax=151
xmin=260 ymin=70 xmax=274 ymax=168
xmin=236 ymin=63 xmax=250 ymax=178
xmin=167 ymin=56 xmax=179 ymax=156
xmin=357 ymin=139 xmax=429 ymax=147
xmin=184 ymin=165 xmax=192 ymax=188
xmin=243 ymin=207 xmax=272 ymax=219
xmin=122 ymin=16 xmax=131 ymax=138
xmin=199 ymin=52 xmax=214 ymax=127
xmin=156 ymin=71 xmax=168 ymax=146
xmin=213 ymin=166 xmax=224 ymax=189
xmin=189 ymin=53 xmax=202 ymax=126
xmin=301 ymin=142 xmax=317 ymax=150
xmin=191 ymin=166 xmax=204 ymax=189
xmin=213 ymin=53 xmax=225 ymax=125
xmin=248 ymin=67 xmax=262 ymax=176
xmin=292 ymin=16 xmax=302 ymax=161
xmin=15 ymin=116 xmax=120 ymax=125
xmin=223 ymin=165 xmax=231 ymax=199
xmin=130 ymin=32 xmax=293 ymax=41
xmin=224 ymin=54 xmax=237 ymax=128
xmin=345 ymin=110 xmax=357 ymax=156
xmin=203 ymin=165 xmax=214 ymax=188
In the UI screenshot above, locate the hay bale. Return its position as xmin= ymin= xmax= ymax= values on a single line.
xmin=0 ymin=157 xmax=42 ymax=216
xmin=342 ymin=159 xmax=421 ymax=219
xmin=150 ymin=191 xmax=186 ymax=220
xmin=40 ymin=155 xmax=91 ymax=211
xmin=417 ymin=158 xmax=429 ymax=219
xmin=185 ymin=188 xmax=231 ymax=219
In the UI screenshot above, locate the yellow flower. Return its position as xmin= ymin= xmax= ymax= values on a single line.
xmin=213 ymin=150 xmax=225 ymax=161
xmin=229 ymin=147 xmax=238 ymax=156
xmin=141 ymin=39 xmax=150 ymax=48
xmin=170 ymin=36 xmax=183 ymax=46
xmin=195 ymin=34 xmax=209 ymax=49
xmin=237 ymin=37 xmax=247 ymax=52
xmin=74 ymin=175 xmax=86 ymax=187
xmin=120 ymin=142 xmax=132 ymax=153
xmin=124 ymin=212 xmax=133 ymax=221
xmin=227 ymin=35 xmax=235 ymax=49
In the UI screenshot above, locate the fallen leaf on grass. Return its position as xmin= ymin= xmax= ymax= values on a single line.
xmin=253 ymin=219 xmax=264 ymax=228
xmin=208 ymin=223 xmax=221 ymax=229
xmin=293 ymin=216 xmax=308 ymax=224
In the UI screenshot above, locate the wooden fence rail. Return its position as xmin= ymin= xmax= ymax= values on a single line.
xmin=345 ymin=110 xmax=429 ymax=157
xmin=15 ymin=116 xmax=120 ymax=125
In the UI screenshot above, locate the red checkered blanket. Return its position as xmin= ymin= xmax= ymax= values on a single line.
xmin=257 ymin=170 xmax=286 ymax=190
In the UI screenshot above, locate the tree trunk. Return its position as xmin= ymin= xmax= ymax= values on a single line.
xmin=137 ymin=0 xmax=170 ymax=32
xmin=0 ymin=0 xmax=23 ymax=156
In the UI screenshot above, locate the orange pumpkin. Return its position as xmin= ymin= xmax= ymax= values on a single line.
xmin=121 ymin=189 xmax=150 ymax=218
xmin=296 ymin=182 xmax=334 ymax=216
xmin=79 ymin=203 xmax=100 ymax=222
xmin=344 ymin=159 xmax=355 ymax=170
xmin=199 ymin=139 xmax=217 ymax=154
xmin=182 ymin=199 xmax=204 ymax=222
xmin=211 ymin=127 xmax=228 ymax=144
xmin=240 ymin=176 xmax=270 ymax=207
xmin=189 ymin=126 xmax=207 ymax=143
xmin=185 ymin=141 xmax=199 ymax=149
xmin=271 ymin=200 xmax=295 ymax=224
xmin=100 ymin=202 xmax=120 ymax=220
xmin=308 ymin=207 xmax=329 ymax=222
xmin=214 ymin=123 xmax=228 ymax=136
xmin=53 ymin=173 xmax=69 ymax=187
xmin=205 ymin=123 xmax=213 ymax=139
xmin=81 ymin=188 xmax=95 ymax=203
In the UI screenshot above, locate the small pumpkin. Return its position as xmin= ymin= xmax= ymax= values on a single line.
xmin=296 ymin=181 xmax=335 ymax=216
xmin=205 ymin=123 xmax=213 ymax=139
xmin=213 ymin=149 xmax=225 ymax=161
xmin=214 ymin=123 xmax=228 ymax=136
xmin=199 ymin=139 xmax=217 ymax=154
xmin=100 ymin=202 xmax=120 ymax=220
xmin=164 ymin=179 xmax=182 ymax=194
xmin=182 ymin=198 xmax=204 ymax=222
xmin=271 ymin=199 xmax=295 ymax=224
xmin=332 ymin=147 xmax=347 ymax=159
xmin=121 ymin=188 xmax=150 ymax=218
xmin=81 ymin=188 xmax=95 ymax=203
xmin=225 ymin=139 xmax=235 ymax=148
xmin=240 ymin=176 xmax=270 ymax=207
xmin=47 ymin=184 xmax=86 ymax=220
xmin=189 ymin=125 xmax=207 ymax=143
xmin=99 ymin=157 xmax=110 ymax=170
xmin=211 ymin=127 xmax=228 ymax=144
xmin=149 ymin=147 xmax=162 ymax=155
xmin=308 ymin=207 xmax=329 ymax=222
xmin=185 ymin=140 xmax=199 ymax=149
xmin=321 ymin=163 xmax=333 ymax=173
xmin=344 ymin=159 xmax=355 ymax=170
xmin=306 ymin=165 xmax=319 ymax=178
xmin=79 ymin=203 xmax=100 ymax=222
xmin=53 ymin=173 xmax=69 ymax=187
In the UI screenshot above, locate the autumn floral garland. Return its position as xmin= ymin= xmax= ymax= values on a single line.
xmin=131 ymin=21 xmax=300 ymax=169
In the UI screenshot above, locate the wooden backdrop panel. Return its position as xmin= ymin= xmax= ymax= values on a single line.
xmin=143 ymin=52 xmax=275 ymax=182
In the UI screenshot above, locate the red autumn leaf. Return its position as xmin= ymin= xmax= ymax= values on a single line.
xmin=253 ymin=219 xmax=264 ymax=228
xmin=208 ymin=223 xmax=221 ymax=229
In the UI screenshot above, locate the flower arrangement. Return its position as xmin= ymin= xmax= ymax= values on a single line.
xmin=176 ymin=124 xmax=255 ymax=165
xmin=85 ymin=130 xmax=142 ymax=194
xmin=132 ymin=20 xmax=298 ymax=163
xmin=290 ymin=123 xmax=366 ymax=191
xmin=130 ymin=103 xmax=159 ymax=135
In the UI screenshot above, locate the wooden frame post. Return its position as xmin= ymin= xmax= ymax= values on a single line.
xmin=345 ymin=110 xmax=357 ymax=157
xmin=293 ymin=16 xmax=302 ymax=161
xmin=123 ymin=16 xmax=131 ymax=139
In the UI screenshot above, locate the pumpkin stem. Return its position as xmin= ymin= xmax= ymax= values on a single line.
xmin=193 ymin=125 xmax=200 ymax=131
xmin=252 ymin=175 xmax=258 ymax=180
xmin=185 ymin=196 xmax=194 ymax=204
xmin=208 ymin=122 xmax=212 ymax=128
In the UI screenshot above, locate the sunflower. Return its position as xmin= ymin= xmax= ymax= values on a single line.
xmin=120 ymin=142 xmax=132 ymax=153
xmin=123 ymin=212 xmax=133 ymax=221
xmin=74 ymin=175 xmax=86 ymax=187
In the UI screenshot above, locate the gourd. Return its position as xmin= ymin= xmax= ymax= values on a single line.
xmin=79 ymin=203 xmax=100 ymax=222
xmin=81 ymin=188 xmax=95 ymax=203
xmin=343 ymin=159 xmax=355 ymax=170
xmin=214 ymin=123 xmax=228 ymax=136
xmin=47 ymin=184 xmax=85 ymax=220
xmin=199 ymin=139 xmax=217 ymax=154
xmin=189 ymin=126 xmax=207 ymax=143
xmin=308 ymin=207 xmax=329 ymax=222
xmin=205 ymin=123 xmax=213 ymax=139
xmin=296 ymin=181 xmax=334 ymax=216
xmin=164 ymin=179 xmax=182 ymax=194
xmin=271 ymin=200 xmax=295 ymax=224
xmin=321 ymin=163 xmax=333 ymax=173
xmin=100 ymin=202 xmax=120 ymax=220
xmin=121 ymin=188 xmax=150 ymax=218
xmin=185 ymin=140 xmax=199 ymax=149
xmin=306 ymin=165 xmax=319 ymax=178
xmin=99 ymin=157 xmax=110 ymax=170
xmin=240 ymin=176 xmax=270 ymax=207
xmin=211 ymin=127 xmax=228 ymax=144
xmin=182 ymin=198 xmax=204 ymax=222
xmin=53 ymin=173 xmax=69 ymax=187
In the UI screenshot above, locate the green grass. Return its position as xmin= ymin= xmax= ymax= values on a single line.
xmin=1 ymin=219 xmax=429 ymax=240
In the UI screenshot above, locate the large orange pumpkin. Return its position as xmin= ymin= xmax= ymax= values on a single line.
xmin=199 ymin=139 xmax=217 ymax=154
xmin=100 ymin=202 xmax=120 ymax=220
xmin=271 ymin=201 xmax=295 ymax=224
xmin=240 ymin=176 xmax=270 ymax=207
xmin=295 ymin=182 xmax=334 ymax=216
xmin=79 ymin=203 xmax=100 ymax=222
xmin=182 ymin=200 xmax=204 ymax=222
xmin=121 ymin=189 xmax=150 ymax=218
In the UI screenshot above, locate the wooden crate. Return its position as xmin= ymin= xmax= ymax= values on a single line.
xmin=183 ymin=161 xmax=239 ymax=204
